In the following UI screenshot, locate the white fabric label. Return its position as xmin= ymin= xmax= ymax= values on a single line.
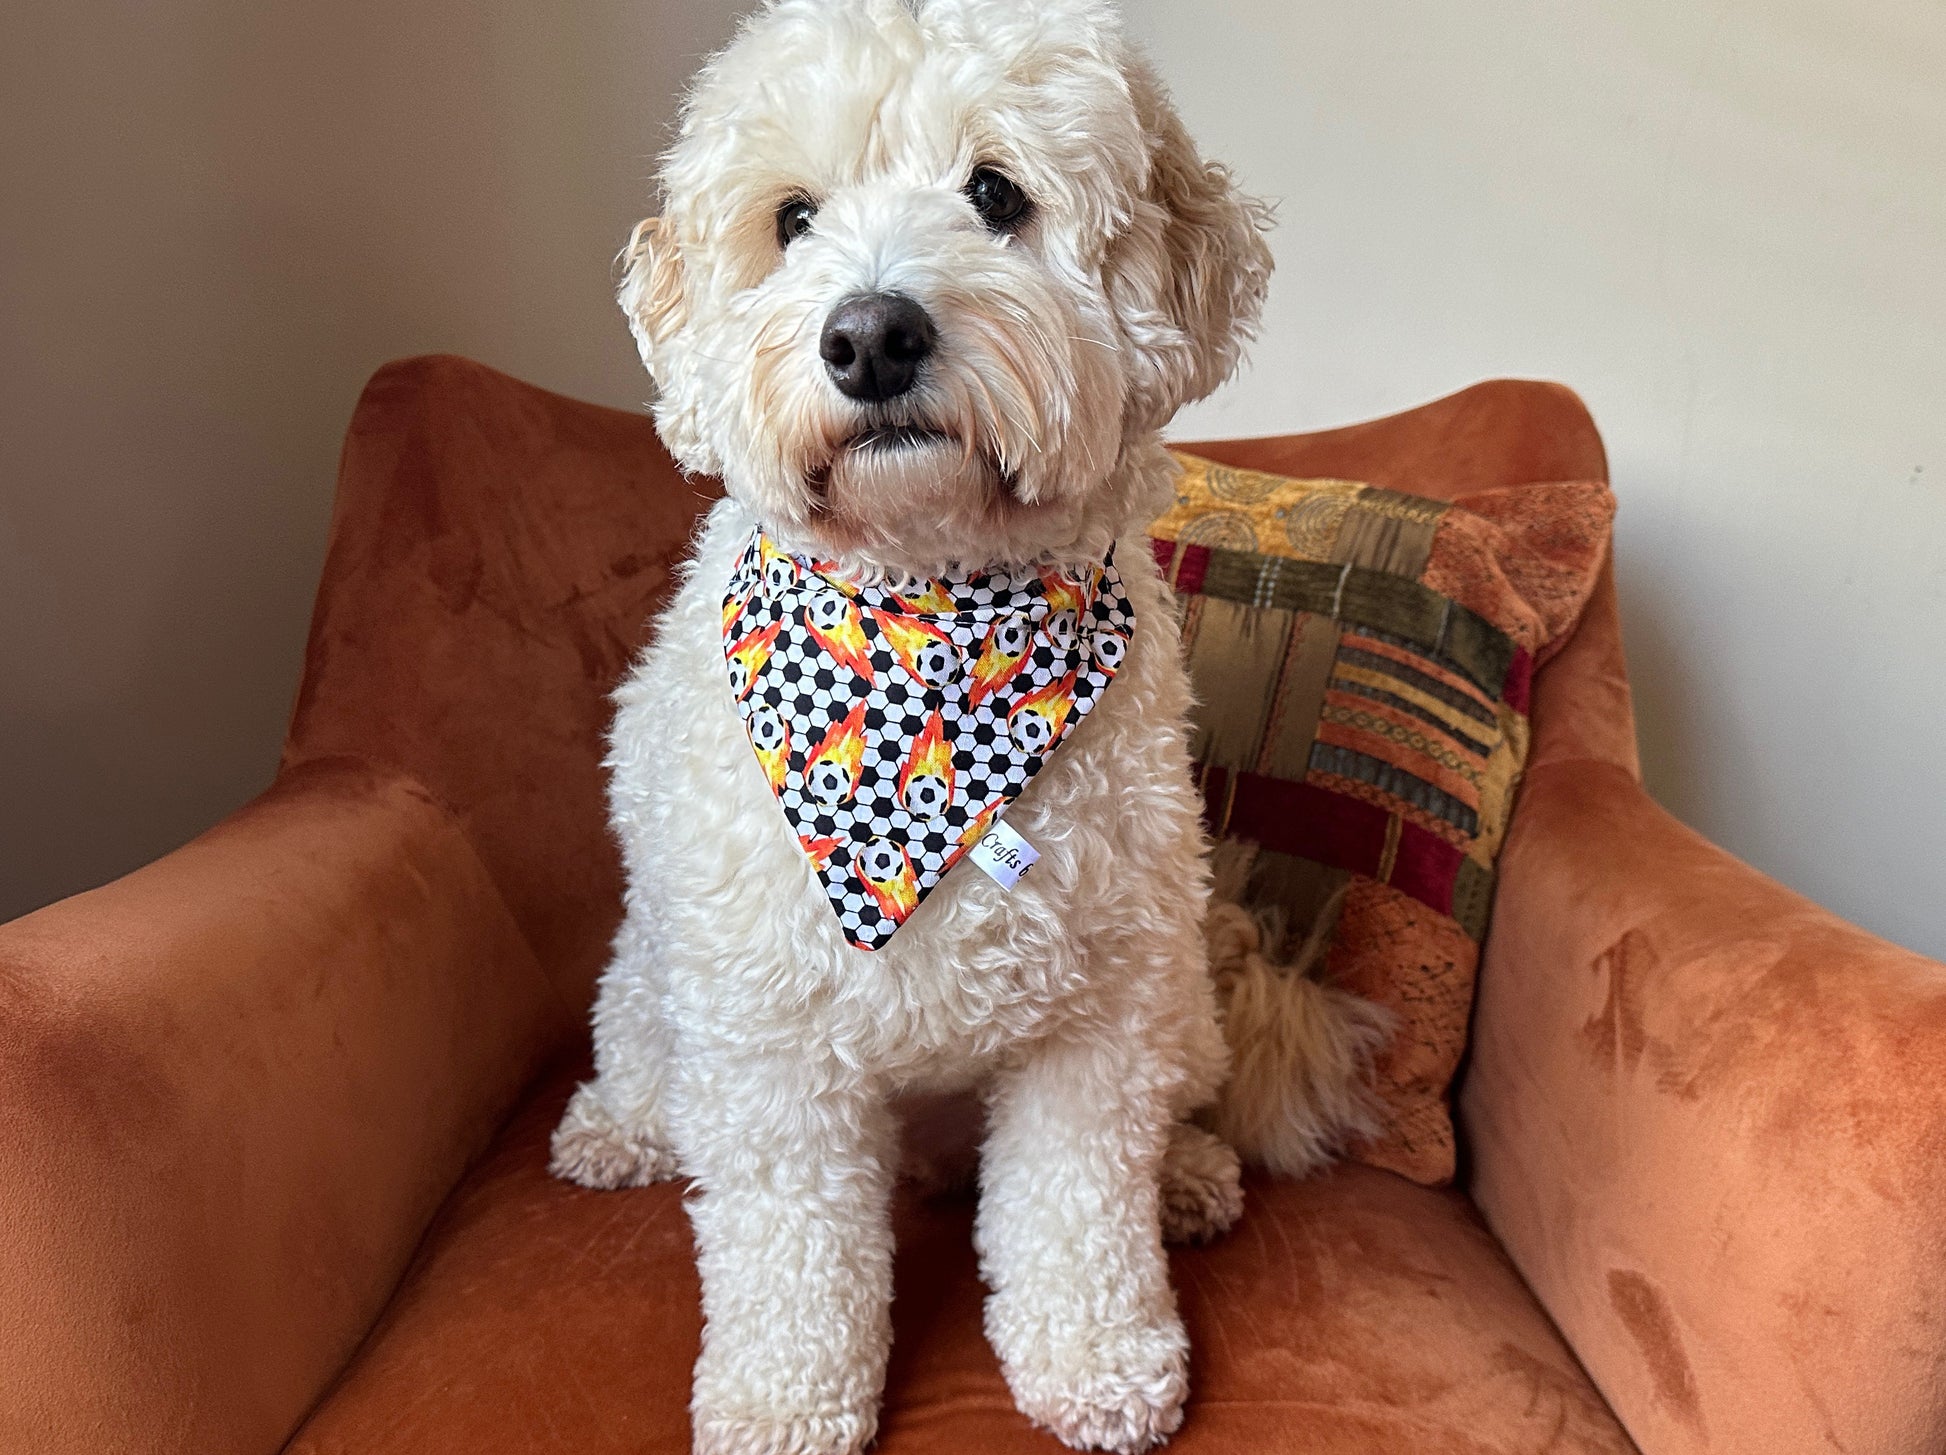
xmin=968 ymin=818 xmax=1040 ymax=891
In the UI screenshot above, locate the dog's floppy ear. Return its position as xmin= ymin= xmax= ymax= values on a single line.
xmin=1107 ymin=59 xmax=1274 ymax=436
xmin=617 ymin=215 xmax=720 ymax=472
xmin=617 ymin=216 xmax=688 ymax=377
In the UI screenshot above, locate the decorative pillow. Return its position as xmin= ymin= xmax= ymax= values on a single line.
xmin=1152 ymin=451 xmax=1615 ymax=1185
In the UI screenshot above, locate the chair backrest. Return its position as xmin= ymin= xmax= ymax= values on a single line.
xmin=286 ymin=359 xmax=1633 ymax=1017
xmin=284 ymin=356 xmax=715 ymax=1010
xmin=1184 ymin=377 xmax=1607 ymax=500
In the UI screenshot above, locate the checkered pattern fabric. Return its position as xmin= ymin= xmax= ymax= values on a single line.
xmin=723 ymin=532 xmax=1133 ymax=950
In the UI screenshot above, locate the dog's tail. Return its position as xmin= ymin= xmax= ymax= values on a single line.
xmin=1202 ymin=842 xmax=1393 ymax=1180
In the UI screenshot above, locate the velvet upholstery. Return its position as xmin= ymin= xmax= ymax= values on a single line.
xmin=1464 ymin=763 xmax=1946 ymax=1455
xmin=284 ymin=355 xmax=717 ymax=1009
xmin=1184 ymin=378 xmax=1610 ymax=505
xmin=0 ymin=356 xmax=1936 ymax=1455
xmin=288 ymin=1069 xmax=1634 ymax=1455
xmin=0 ymin=756 xmax=565 ymax=1455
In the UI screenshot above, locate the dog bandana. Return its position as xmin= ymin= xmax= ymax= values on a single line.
xmin=723 ymin=531 xmax=1134 ymax=950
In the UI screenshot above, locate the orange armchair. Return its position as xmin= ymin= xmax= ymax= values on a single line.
xmin=4 ymin=356 xmax=1940 ymax=1455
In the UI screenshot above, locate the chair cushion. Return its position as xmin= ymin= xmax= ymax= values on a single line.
xmin=286 ymin=1071 xmax=1636 ymax=1455
xmin=1151 ymin=453 xmax=1614 ymax=1185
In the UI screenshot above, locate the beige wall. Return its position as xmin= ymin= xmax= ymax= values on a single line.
xmin=1125 ymin=0 xmax=1946 ymax=959
xmin=5 ymin=1 xmax=1941 ymax=958
xmin=0 ymin=0 xmax=745 ymax=920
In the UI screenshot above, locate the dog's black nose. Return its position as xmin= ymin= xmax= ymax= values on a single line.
xmin=820 ymin=293 xmax=935 ymax=401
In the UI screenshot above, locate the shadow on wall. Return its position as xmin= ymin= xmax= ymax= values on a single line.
xmin=1617 ymin=577 xmax=1711 ymax=830
xmin=0 ymin=0 xmax=746 ymax=920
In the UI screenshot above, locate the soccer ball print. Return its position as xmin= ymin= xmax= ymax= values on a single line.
xmin=722 ymin=532 xmax=1134 ymax=949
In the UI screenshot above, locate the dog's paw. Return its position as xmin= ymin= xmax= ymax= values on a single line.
xmin=1002 ymin=1318 xmax=1190 ymax=1453
xmin=1158 ymin=1123 xmax=1243 ymax=1245
xmin=548 ymin=1084 xmax=680 ymax=1188
xmin=692 ymin=1409 xmax=876 ymax=1455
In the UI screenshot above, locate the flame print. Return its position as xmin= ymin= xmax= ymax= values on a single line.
xmin=855 ymin=838 xmax=919 ymax=923
xmin=944 ymin=795 xmax=1008 ymax=870
xmin=1039 ymin=568 xmax=1089 ymax=652
xmin=898 ymin=710 xmax=956 ymax=818
xmin=726 ymin=621 xmax=782 ymax=701
xmin=798 ymin=834 xmax=842 ymax=872
xmin=804 ymin=702 xmax=869 ymax=805
xmin=1039 ymin=567 xmax=1089 ymax=617
xmin=895 ymin=579 xmax=957 ymax=614
xmin=758 ymin=536 xmax=800 ymax=597
xmin=967 ymin=613 xmax=1034 ymax=708
xmin=809 ymin=560 xmax=861 ymax=595
xmin=1008 ymin=670 xmax=1078 ymax=753
xmin=803 ymin=595 xmax=875 ymax=683
xmin=746 ymin=706 xmax=790 ymax=791
xmin=724 ymin=528 xmax=1134 ymax=951
xmin=869 ymin=607 xmax=959 ymax=688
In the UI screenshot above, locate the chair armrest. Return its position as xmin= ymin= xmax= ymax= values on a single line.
xmin=0 ymin=757 xmax=570 ymax=1455
xmin=1462 ymin=762 xmax=1946 ymax=1455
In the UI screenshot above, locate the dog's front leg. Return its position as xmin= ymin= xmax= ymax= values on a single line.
xmin=678 ymin=1056 xmax=896 ymax=1455
xmin=977 ymin=1030 xmax=1187 ymax=1454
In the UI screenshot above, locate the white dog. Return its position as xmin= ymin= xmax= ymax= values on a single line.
xmin=551 ymin=2 xmax=1273 ymax=1451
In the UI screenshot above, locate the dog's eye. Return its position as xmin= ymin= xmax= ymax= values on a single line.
xmin=964 ymin=167 xmax=1031 ymax=232
xmin=775 ymin=196 xmax=818 ymax=248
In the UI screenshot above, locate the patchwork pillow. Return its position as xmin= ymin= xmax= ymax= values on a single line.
xmin=1152 ymin=451 xmax=1615 ymax=1185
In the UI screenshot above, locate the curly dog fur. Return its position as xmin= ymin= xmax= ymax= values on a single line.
xmin=552 ymin=3 xmax=1279 ymax=1449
